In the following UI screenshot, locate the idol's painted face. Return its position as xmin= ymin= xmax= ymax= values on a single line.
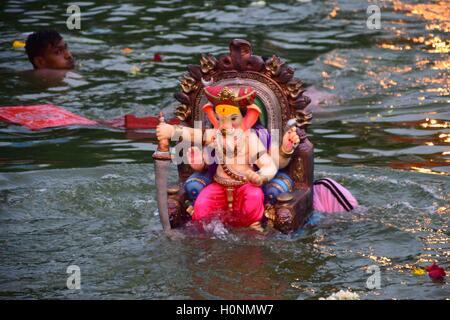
xmin=216 ymin=111 xmax=243 ymax=131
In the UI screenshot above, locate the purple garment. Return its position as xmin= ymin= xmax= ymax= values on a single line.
xmin=253 ymin=123 xmax=271 ymax=150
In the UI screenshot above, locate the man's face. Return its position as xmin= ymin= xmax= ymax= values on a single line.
xmin=34 ymin=39 xmax=75 ymax=69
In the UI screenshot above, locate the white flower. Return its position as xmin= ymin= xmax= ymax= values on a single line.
xmin=250 ymin=1 xmax=266 ymax=7
xmin=319 ymin=289 xmax=360 ymax=300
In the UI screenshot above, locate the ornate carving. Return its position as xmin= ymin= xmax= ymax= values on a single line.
xmin=274 ymin=189 xmax=312 ymax=234
xmin=292 ymin=94 xmax=311 ymax=110
xmin=265 ymin=55 xmax=285 ymax=77
xmin=175 ymin=104 xmax=191 ymax=122
xmin=286 ymin=80 xmax=304 ymax=99
xmin=168 ymin=186 xmax=190 ymax=228
xmin=274 ymin=207 xmax=294 ymax=233
xmin=187 ymin=65 xmax=203 ymax=80
xmin=264 ymin=203 xmax=276 ymax=227
xmin=276 ymin=65 xmax=294 ymax=84
xmin=180 ymin=74 xmax=198 ymax=94
xmin=200 ymin=54 xmax=217 ymax=74
xmin=290 ymin=155 xmax=304 ymax=186
xmin=174 ymin=92 xmax=191 ymax=105
xmin=217 ymin=39 xmax=265 ymax=72
xmin=217 ymin=86 xmax=236 ymax=102
xmin=295 ymin=109 xmax=313 ymax=128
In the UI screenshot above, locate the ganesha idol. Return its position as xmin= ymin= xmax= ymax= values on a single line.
xmin=157 ymin=84 xmax=301 ymax=230
xmin=153 ymin=39 xmax=358 ymax=234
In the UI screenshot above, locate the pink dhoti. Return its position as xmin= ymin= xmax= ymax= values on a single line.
xmin=192 ymin=182 xmax=264 ymax=227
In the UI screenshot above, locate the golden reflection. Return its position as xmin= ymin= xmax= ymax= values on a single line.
xmin=378 ymin=43 xmax=411 ymax=51
xmin=358 ymin=252 xmax=393 ymax=267
xmin=432 ymin=57 xmax=450 ymax=70
xmin=379 ymin=78 xmax=397 ymax=89
xmin=425 ymin=36 xmax=450 ymax=54
xmin=438 ymin=133 xmax=450 ymax=143
xmin=368 ymin=255 xmax=391 ymax=266
xmin=415 ymin=76 xmax=450 ymax=96
xmin=323 ymin=55 xmax=347 ymax=69
xmin=346 ymin=216 xmax=448 ymax=276
xmin=411 ymin=166 xmax=433 ymax=174
xmin=387 ymin=66 xmax=412 ymax=73
xmin=391 ymin=1 xmax=450 ymax=53
xmin=409 ymin=35 xmax=450 ymax=54
xmin=409 ymin=166 xmax=449 ymax=176
xmin=420 ymin=118 xmax=449 ymax=128
xmin=392 ymin=0 xmax=450 ymax=32
xmin=415 ymin=59 xmax=430 ymax=69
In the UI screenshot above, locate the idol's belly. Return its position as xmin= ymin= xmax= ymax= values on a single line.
xmin=215 ymin=163 xmax=252 ymax=179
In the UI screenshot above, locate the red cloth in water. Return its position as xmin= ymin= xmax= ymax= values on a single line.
xmin=0 ymin=105 xmax=97 ymax=130
xmin=0 ymin=105 xmax=180 ymax=130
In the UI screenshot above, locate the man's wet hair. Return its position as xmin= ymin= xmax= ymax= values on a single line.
xmin=25 ymin=30 xmax=62 ymax=68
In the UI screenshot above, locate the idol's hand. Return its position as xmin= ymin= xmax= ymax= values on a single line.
xmin=245 ymin=169 xmax=263 ymax=186
xmin=282 ymin=126 xmax=300 ymax=152
xmin=187 ymin=146 xmax=203 ymax=165
xmin=156 ymin=123 xmax=174 ymax=141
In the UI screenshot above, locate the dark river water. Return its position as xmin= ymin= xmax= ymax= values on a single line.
xmin=0 ymin=0 xmax=449 ymax=299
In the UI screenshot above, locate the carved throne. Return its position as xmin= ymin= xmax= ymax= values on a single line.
xmin=166 ymin=39 xmax=314 ymax=234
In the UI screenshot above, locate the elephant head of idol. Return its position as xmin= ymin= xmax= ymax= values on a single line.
xmin=201 ymin=84 xmax=261 ymax=132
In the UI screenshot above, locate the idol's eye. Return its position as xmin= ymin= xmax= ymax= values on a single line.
xmin=231 ymin=116 xmax=238 ymax=121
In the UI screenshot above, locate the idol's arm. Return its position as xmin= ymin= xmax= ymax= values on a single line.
xmin=270 ymin=127 xmax=300 ymax=169
xmin=248 ymin=133 xmax=277 ymax=185
xmin=270 ymin=144 xmax=291 ymax=169
xmin=187 ymin=146 xmax=205 ymax=171
xmin=156 ymin=123 xmax=204 ymax=145
xmin=256 ymin=153 xmax=277 ymax=183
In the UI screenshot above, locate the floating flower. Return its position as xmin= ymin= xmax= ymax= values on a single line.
xmin=12 ymin=40 xmax=25 ymax=49
xmin=121 ymin=47 xmax=133 ymax=54
xmin=319 ymin=289 xmax=360 ymax=300
xmin=153 ymin=53 xmax=162 ymax=62
xmin=426 ymin=263 xmax=446 ymax=281
xmin=412 ymin=266 xmax=426 ymax=276
xmin=129 ymin=65 xmax=141 ymax=75
xmin=250 ymin=0 xmax=266 ymax=6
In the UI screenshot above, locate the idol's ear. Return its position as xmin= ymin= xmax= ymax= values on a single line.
xmin=242 ymin=104 xmax=261 ymax=130
xmin=202 ymin=103 xmax=219 ymax=129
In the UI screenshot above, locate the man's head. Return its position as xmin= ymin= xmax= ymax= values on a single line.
xmin=25 ymin=30 xmax=74 ymax=70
